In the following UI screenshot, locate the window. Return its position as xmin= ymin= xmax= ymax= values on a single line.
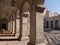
xmin=46 ymin=21 xmax=49 ymax=28
xmin=50 ymin=21 xmax=53 ymax=28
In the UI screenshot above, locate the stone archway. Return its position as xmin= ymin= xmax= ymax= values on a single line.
xmin=20 ymin=1 xmax=37 ymax=45
xmin=15 ymin=0 xmax=45 ymax=45
xmin=21 ymin=2 xmax=30 ymax=41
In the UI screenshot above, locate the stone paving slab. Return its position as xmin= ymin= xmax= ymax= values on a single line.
xmin=0 ymin=40 xmax=29 ymax=45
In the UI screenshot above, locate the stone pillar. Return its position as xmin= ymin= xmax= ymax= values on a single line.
xmin=9 ymin=16 xmax=13 ymax=33
xmin=44 ymin=18 xmax=46 ymax=28
xmin=49 ymin=21 xmax=50 ymax=29
xmin=8 ymin=22 xmax=10 ymax=31
xmin=12 ymin=16 xmax=13 ymax=33
xmin=58 ymin=20 xmax=60 ymax=29
xmin=27 ymin=16 xmax=30 ymax=37
xmin=36 ymin=12 xmax=44 ymax=45
xmin=12 ymin=14 xmax=16 ymax=34
xmin=53 ymin=20 xmax=55 ymax=29
xmin=8 ymin=21 xmax=12 ymax=33
xmin=58 ymin=20 xmax=59 ymax=28
xmin=19 ymin=12 xmax=22 ymax=40
xmin=15 ymin=18 xmax=20 ymax=36
xmin=28 ymin=7 xmax=44 ymax=45
xmin=28 ymin=6 xmax=36 ymax=45
xmin=21 ymin=16 xmax=29 ymax=40
xmin=12 ymin=20 xmax=15 ymax=34
xmin=10 ymin=21 xmax=13 ymax=33
xmin=20 ymin=12 xmax=30 ymax=40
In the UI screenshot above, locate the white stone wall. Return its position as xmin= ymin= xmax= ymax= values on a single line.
xmin=43 ymin=9 xmax=49 ymax=18
xmin=45 ymin=15 xmax=60 ymax=30
xmin=44 ymin=9 xmax=58 ymax=18
xmin=36 ymin=12 xmax=44 ymax=44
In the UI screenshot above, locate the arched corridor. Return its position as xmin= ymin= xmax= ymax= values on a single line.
xmin=20 ymin=2 xmax=30 ymax=40
xmin=0 ymin=0 xmax=45 ymax=45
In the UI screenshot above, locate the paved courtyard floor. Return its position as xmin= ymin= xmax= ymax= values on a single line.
xmin=0 ymin=30 xmax=60 ymax=45
xmin=44 ymin=30 xmax=60 ymax=45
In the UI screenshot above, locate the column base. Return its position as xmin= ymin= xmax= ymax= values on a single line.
xmin=27 ymin=38 xmax=45 ymax=45
xmin=27 ymin=42 xmax=35 ymax=45
xmin=18 ymin=36 xmax=22 ymax=41
xmin=27 ymin=42 xmax=47 ymax=45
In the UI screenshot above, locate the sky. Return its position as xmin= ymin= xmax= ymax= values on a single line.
xmin=44 ymin=0 xmax=60 ymax=14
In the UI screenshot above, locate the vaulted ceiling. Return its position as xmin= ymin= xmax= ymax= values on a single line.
xmin=0 ymin=0 xmax=45 ymax=20
xmin=0 ymin=0 xmax=17 ymax=20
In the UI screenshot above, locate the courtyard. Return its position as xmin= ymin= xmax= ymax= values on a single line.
xmin=0 ymin=0 xmax=60 ymax=45
xmin=44 ymin=30 xmax=60 ymax=45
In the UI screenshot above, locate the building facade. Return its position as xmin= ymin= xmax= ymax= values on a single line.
xmin=44 ymin=9 xmax=60 ymax=30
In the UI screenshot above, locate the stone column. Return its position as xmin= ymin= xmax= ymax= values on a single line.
xmin=20 ymin=13 xmax=22 ymax=40
xmin=12 ymin=20 xmax=15 ymax=34
xmin=8 ymin=21 xmax=12 ymax=32
xmin=8 ymin=16 xmax=13 ymax=33
xmin=10 ymin=21 xmax=13 ymax=33
xmin=28 ymin=7 xmax=44 ymax=45
xmin=12 ymin=16 xmax=13 ymax=33
xmin=49 ymin=21 xmax=50 ymax=29
xmin=21 ymin=12 xmax=30 ymax=40
xmin=28 ymin=5 xmax=36 ymax=45
xmin=21 ymin=16 xmax=29 ymax=40
xmin=36 ymin=12 xmax=44 ymax=45
xmin=53 ymin=20 xmax=55 ymax=29
xmin=15 ymin=18 xmax=20 ymax=36
xmin=58 ymin=20 xmax=60 ymax=29
xmin=8 ymin=22 xmax=10 ymax=31
xmin=12 ymin=14 xmax=16 ymax=34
